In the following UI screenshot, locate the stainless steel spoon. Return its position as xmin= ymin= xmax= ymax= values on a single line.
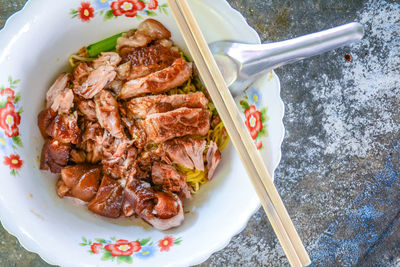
xmin=209 ymin=22 xmax=364 ymax=96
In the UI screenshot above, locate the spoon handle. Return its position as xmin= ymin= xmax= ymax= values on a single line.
xmin=220 ymin=22 xmax=364 ymax=96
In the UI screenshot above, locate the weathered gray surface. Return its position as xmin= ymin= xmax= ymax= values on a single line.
xmin=0 ymin=0 xmax=399 ymax=266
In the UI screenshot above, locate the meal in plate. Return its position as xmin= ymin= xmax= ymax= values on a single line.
xmin=37 ymin=19 xmax=228 ymax=230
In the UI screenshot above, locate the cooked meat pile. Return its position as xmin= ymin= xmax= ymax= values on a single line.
xmin=38 ymin=19 xmax=223 ymax=230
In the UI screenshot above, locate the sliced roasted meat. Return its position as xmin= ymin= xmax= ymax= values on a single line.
xmin=120 ymin=58 xmax=192 ymax=99
xmin=121 ymin=117 xmax=147 ymax=149
xmin=77 ymin=100 xmax=97 ymax=121
xmin=46 ymin=112 xmax=81 ymax=144
xmin=70 ymin=149 xmax=86 ymax=163
xmin=119 ymin=44 xmax=180 ymax=80
xmin=73 ymin=62 xmax=93 ymax=86
xmin=163 ymin=138 xmax=206 ymax=171
xmin=88 ymin=175 xmax=124 ymax=218
xmin=40 ymin=139 xmax=70 ymax=173
xmin=59 ymin=164 xmax=102 ymax=202
xmin=46 ymin=73 xmax=71 ymax=109
xmin=81 ymin=122 xmax=107 ymax=163
xmin=74 ymin=65 xmax=116 ymax=99
xmin=102 ymin=138 xmax=136 ymax=179
xmin=123 ymin=178 xmax=184 ymax=230
xmin=141 ymin=107 xmax=210 ymax=143
xmin=125 ymin=92 xmax=208 ymax=119
xmin=95 ymin=90 xmax=125 ymax=139
xmin=152 ymin=162 xmax=191 ymax=199
xmin=37 ymin=108 xmax=56 ymax=138
xmin=117 ymin=19 xmax=171 ymax=52
xmin=92 ymin=52 xmax=121 ymax=69
xmin=50 ymin=89 xmax=74 ymax=114
xmin=206 ymin=141 xmax=221 ymax=180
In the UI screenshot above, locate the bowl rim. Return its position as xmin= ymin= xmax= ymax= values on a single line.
xmin=0 ymin=1 xmax=285 ymax=266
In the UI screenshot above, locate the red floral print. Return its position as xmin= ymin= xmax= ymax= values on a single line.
xmin=78 ymin=2 xmax=95 ymax=22
xmin=105 ymin=240 xmax=141 ymax=256
xmin=91 ymin=243 xmax=103 ymax=254
xmin=158 ymin=236 xmax=175 ymax=252
xmin=0 ymin=102 xmax=21 ymax=137
xmin=4 ymin=154 xmax=23 ymax=170
xmin=244 ymin=105 xmax=262 ymax=140
xmin=0 ymin=88 xmax=15 ymax=103
xmin=148 ymin=0 xmax=158 ymax=10
xmin=255 ymin=141 xmax=263 ymax=150
xmin=111 ymin=0 xmax=145 ymax=17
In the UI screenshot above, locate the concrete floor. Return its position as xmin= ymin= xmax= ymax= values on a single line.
xmin=0 ymin=0 xmax=399 ymax=266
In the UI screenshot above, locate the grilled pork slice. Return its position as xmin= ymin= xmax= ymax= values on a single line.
xmin=46 ymin=73 xmax=72 ymax=112
xmin=152 ymin=162 xmax=191 ymax=200
xmin=37 ymin=108 xmax=56 ymax=138
xmin=123 ymin=178 xmax=184 ymax=230
xmin=40 ymin=139 xmax=70 ymax=173
xmin=163 ymin=138 xmax=206 ymax=171
xmin=88 ymin=175 xmax=124 ymax=218
xmin=80 ymin=122 xmax=110 ymax=164
xmin=121 ymin=117 xmax=147 ymax=150
xmin=102 ymin=138 xmax=137 ymax=179
xmin=92 ymin=52 xmax=121 ymax=69
xmin=119 ymin=58 xmax=192 ymax=99
xmin=73 ymin=62 xmax=93 ymax=86
xmin=142 ymin=107 xmax=210 ymax=143
xmin=58 ymin=164 xmax=101 ymax=202
xmin=74 ymin=65 xmax=116 ymax=99
xmin=46 ymin=112 xmax=81 ymax=144
xmin=70 ymin=149 xmax=86 ymax=163
xmin=206 ymin=141 xmax=222 ymax=180
xmin=117 ymin=19 xmax=171 ymax=52
xmin=77 ymin=100 xmax=97 ymax=121
xmin=125 ymin=92 xmax=208 ymax=119
xmin=94 ymin=90 xmax=125 ymax=139
xmin=118 ymin=44 xmax=180 ymax=80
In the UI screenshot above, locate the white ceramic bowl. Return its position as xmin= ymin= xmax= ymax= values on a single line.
xmin=0 ymin=0 xmax=284 ymax=266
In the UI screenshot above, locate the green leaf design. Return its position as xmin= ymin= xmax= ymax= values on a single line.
xmin=12 ymin=79 xmax=20 ymax=85
xmin=162 ymin=8 xmax=168 ymax=15
xmin=70 ymin=9 xmax=79 ymax=18
xmin=136 ymin=14 xmax=143 ymax=20
xmin=95 ymin=238 xmax=106 ymax=244
xmin=260 ymin=107 xmax=269 ymax=123
xmin=12 ymin=136 xmax=23 ymax=148
xmin=82 ymin=237 xmax=88 ymax=244
xmin=0 ymin=85 xmax=5 ymax=90
xmin=88 ymin=250 xmax=94 ymax=254
xmin=10 ymin=169 xmax=18 ymax=177
xmin=149 ymin=241 xmax=153 ymax=246
xmin=240 ymin=100 xmax=250 ymax=110
xmin=8 ymin=76 xmax=12 ymax=85
xmin=100 ymin=10 xmax=105 ymax=15
xmin=117 ymin=256 xmax=133 ymax=264
xmin=174 ymin=237 xmax=182 ymax=245
xmin=146 ymin=10 xmax=157 ymax=16
xmin=104 ymin=9 xmax=115 ymax=21
xmin=257 ymin=127 xmax=268 ymax=138
xmin=139 ymin=237 xmax=151 ymax=246
xmin=79 ymin=243 xmax=87 ymax=246
xmin=12 ymin=145 xmax=17 ymax=150
xmin=110 ymin=236 xmax=117 ymax=241
xmin=17 ymin=107 xmax=23 ymax=114
xmin=0 ymin=101 xmax=6 ymax=108
xmin=14 ymin=92 xmax=21 ymax=103
xmin=101 ymin=250 xmax=114 ymax=261
xmin=161 ymin=3 xmax=168 ymax=7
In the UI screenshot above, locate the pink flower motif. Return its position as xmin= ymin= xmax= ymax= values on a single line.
xmin=105 ymin=240 xmax=141 ymax=256
xmin=0 ymin=88 xmax=15 ymax=103
xmin=110 ymin=0 xmax=145 ymax=17
xmin=4 ymin=154 xmax=23 ymax=170
xmin=158 ymin=236 xmax=175 ymax=252
xmin=148 ymin=0 xmax=158 ymax=10
xmin=244 ymin=105 xmax=262 ymax=140
xmin=77 ymin=2 xmax=95 ymax=22
xmin=90 ymin=242 xmax=103 ymax=254
xmin=0 ymin=102 xmax=21 ymax=137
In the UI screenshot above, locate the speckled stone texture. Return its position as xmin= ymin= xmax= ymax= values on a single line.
xmin=1 ymin=0 xmax=399 ymax=266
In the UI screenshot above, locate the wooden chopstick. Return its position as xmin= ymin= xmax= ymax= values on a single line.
xmin=167 ymin=1 xmax=311 ymax=266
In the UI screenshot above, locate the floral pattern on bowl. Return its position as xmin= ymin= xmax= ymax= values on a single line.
xmin=71 ymin=0 xmax=168 ymax=22
xmin=80 ymin=236 xmax=181 ymax=263
xmin=0 ymin=77 xmax=24 ymax=176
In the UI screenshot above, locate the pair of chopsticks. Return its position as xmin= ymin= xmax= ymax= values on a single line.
xmin=167 ymin=0 xmax=311 ymax=266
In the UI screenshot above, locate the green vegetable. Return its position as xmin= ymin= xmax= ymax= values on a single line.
xmin=86 ymin=32 xmax=125 ymax=58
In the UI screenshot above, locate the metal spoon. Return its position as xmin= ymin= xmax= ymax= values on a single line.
xmin=209 ymin=22 xmax=364 ymax=96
